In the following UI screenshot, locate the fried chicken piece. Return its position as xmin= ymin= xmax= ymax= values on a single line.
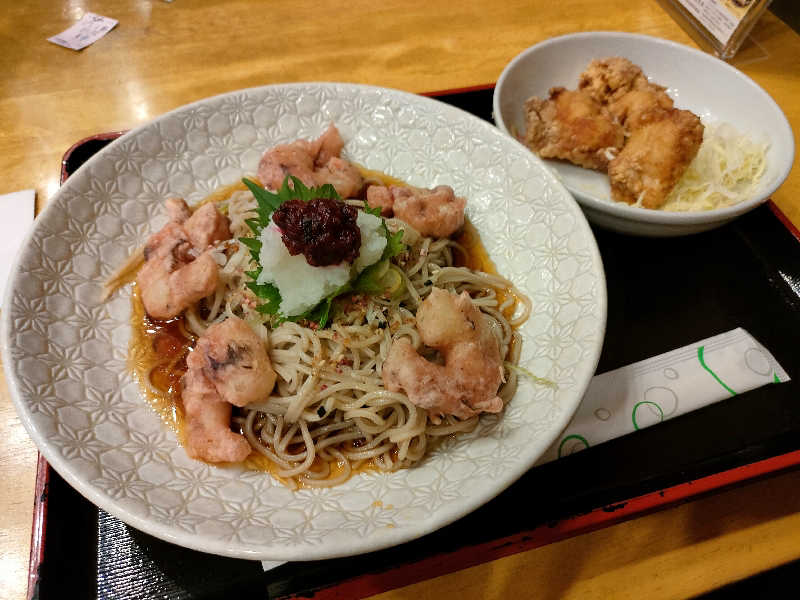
xmin=257 ymin=124 xmax=364 ymax=199
xmin=182 ymin=366 xmax=251 ymax=463
xmin=608 ymin=108 xmax=704 ymax=209
xmin=578 ymin=56 xmax=680 ymax=132
xmin=524 ymin=87 xmax=624 ymax=171
xmin=366 ymin=184 xmax=466 ymax=238
xmin=190 ymin=317 xmax=276 ymax=408
xmin=183 ymin=202 xmax=232 ymax=251
xmin=382 ymin=288 xmax=503 ymax=424
xmin=182 ymin=316 xmax=277 ymax=463
xmin=137 ymin=199 xmax=231 ymax=320
xmin=365 ymin=185 xmax=394 ymax=217
xmin=608 ymin=87 xmax=675 ymax=132
xmin=165 ymin=197 xmax=192 ymax=223
xmin=578 ymin=57 xmax=655 ymax=104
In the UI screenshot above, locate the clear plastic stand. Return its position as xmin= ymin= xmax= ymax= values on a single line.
xmin=657 ymin=0 xmax=773 ymax=59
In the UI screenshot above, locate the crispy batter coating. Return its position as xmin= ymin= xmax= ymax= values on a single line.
xmin=257 ymin=123 xmax=364 ymax=198
xmin=191 ymin=317 xmax=277 ymax=408
xmin=366 ymin=184 xmax=466 ymax=238
xmin=522 ymin=56 xmax=707 ymax=209
xmin=608 ymin=108 xmax=704 ymax=209
xmin=382 ymin=288 xmax=503 ymax=424
xmin=182 ymin=366 xmax=251 ymax=463
xmin=137 ymin=200 xmax=231 ymax=320
xmin=609 ymin=87 xmax=675 ymax=132
xmin=523 ymin=87 xmax=624 ymax=171
xmin=364 ymin=185 xmax=394 ymax=217
xmin=579 ymin=57 xmax=654 ymax=104
xmin=182 ymin=317 xmax=277 ymax=463
xmin=183 ymin=202 xmax=232 ymax=250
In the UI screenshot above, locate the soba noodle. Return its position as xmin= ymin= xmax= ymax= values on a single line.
xmin=130 ymin=174 xmax=531 ymax=490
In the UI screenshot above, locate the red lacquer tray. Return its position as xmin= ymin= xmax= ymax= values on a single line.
xmin=26 ymin=86 xmax=800 ymax=599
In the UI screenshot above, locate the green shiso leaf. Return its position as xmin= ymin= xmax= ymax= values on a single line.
xmin=362 ymin=201 xmax=382 ymax=219
xmin=242 ymin=177 xmax=282 ymax=235
xmin=364 ymin=198 xmax=406 ymax=262
xmin=238 ymin=236 xmax=262 ymax=263
xmin=246 ymin=279 xmax=281 ymax=315
xmin=244 ymin=218 xmax=262 ymax=235
xmin=285 ymin=176 xmax=339 ymax=203
xmin=382 ymin=228 xmax=405 ymax=260
xmin=241 ymin=176 xmax=409 ymax=326
xmin=304 ymin=298 xmax=334 ymax=328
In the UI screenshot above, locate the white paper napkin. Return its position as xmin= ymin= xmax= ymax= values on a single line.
xmin=47 ymin=13 xmax=118 ymax=51
xmin=0 ymin=190 xmax=35 ymax=308
xmin=538 ymin=327 xmax=790 ymax=463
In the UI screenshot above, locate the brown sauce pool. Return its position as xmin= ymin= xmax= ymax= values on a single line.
xmin=128 ymin=284 xmax=190 ymax=440
xmin=128 ymin=173 xmax=518 ymax=482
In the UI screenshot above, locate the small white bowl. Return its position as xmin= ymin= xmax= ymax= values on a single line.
xmin=493 ymin=32 xmax=795 ymax=236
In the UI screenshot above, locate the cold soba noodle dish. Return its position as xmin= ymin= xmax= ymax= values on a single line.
xmin=116 ymin=124 xmax=531 ymax=489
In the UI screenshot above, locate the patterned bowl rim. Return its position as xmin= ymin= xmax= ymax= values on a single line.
xmin=1 ymin=82 xmax=607 ymax=560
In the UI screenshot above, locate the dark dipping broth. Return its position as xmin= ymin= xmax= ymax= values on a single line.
xmin=128 ymin=169 xmax=518 ymax=483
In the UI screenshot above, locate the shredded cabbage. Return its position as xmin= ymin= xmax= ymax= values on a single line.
xmin=661 ymin=122 xmax=768 ymax=212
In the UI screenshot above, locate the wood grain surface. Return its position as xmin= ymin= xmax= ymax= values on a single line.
xmin=1 ymin=2 xmax=798 ymax=599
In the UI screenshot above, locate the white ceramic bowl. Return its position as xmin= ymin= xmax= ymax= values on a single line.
xmin=493 ymin=32 xmax=795 ymax=237
xmin=2 ymin=83 xmax=606 ymax=560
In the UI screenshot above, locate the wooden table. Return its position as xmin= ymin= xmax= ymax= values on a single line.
xmin=1 ymin=2 xmax=798 ymax=598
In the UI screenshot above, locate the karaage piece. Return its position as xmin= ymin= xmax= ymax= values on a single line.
xmin=524 ymin=87 xmax=624 ymax=171
xmin=578 ymin=57 xmax=651 ymax=104
xmin=577 ymin=56 xmax=680 ymax=131
xmin=608 ymin=108 xmax=704 ymax=209
xmin=608 ymin=87 xmax=675 ymax=132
